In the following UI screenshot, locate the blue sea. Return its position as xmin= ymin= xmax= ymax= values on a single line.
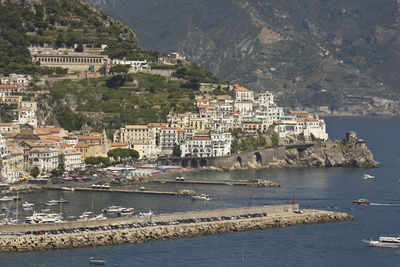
xmin=0 ymin=116 xmax=399 ymax=267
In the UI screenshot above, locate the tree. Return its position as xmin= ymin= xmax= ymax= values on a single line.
xmin=109 ymin=64 xmax=130 ymax=74
xmin=172 ymin=145 xmax=181 ymax=157
xmin=30 ymin=168 xmax=40 ymax=178
xmin=50 ymin=168 xmax=63 ymax=177
xmin=107 ymin=148 xmax=139 ymax=161
xmin=74 ymin=43 xmax=83 ymax=52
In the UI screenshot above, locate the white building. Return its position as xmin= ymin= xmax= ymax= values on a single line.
xmin=12 ymin=107 xmax=37 ymax=127
xmin=59 ymin=150 xmax=85 ymax=171
xmin=111 ymin=59 xmax=149 ymax=72
xmin=160 ymin=127 xmax=178 ymax=154
xmin=234 ymin=101 xmax=253 ymax=114
xmin=233 ymin=84 xmax=254 ymax=102
xmin=29 ymin=149 xmax=58 ymax=172
xmin=181 ymin=136 xmax=212 ymax=158
xmin=210 ymin=132 xmax=231 ymax=157
xmin=259 ymin=91 xmax=274 ymax=107
xmin=303 ymin=118 xmax=328 ymax=140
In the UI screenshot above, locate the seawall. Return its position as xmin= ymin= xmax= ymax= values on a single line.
xmin=0 ymin=207 xmax=353 ymax=252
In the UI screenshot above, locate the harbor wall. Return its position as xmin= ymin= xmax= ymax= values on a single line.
xmin=0 ymin=209 xmax=354 ymax=252
xmin=151 ymin=204 xmax=296 ymax=222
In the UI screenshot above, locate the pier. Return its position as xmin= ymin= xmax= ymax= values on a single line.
xmin=0 ymin=204 xmax=354 ymax=252
xmin=150 ymin=179 xmax=281 ymax=187
xmin=46 ymin=187 xmax=181 ymax=195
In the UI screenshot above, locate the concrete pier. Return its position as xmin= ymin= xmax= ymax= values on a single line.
xmin=151 ymin=179 xmax=281 ymax=187
xmin=47 ymin=187 xmax=180 ymax=195
xmin=0 ymin=205 xmax=354 ymax=252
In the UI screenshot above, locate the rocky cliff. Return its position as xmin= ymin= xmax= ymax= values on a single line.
xmin=283 ymin=140 xmax=380 ymax=168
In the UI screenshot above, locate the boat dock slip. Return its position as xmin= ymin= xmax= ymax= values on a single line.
xmin=0 ymin=205 xmax=354 ymax=252
xmin=150 ymin=179 xmax=281 ymax=187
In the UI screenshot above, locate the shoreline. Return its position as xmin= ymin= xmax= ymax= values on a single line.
xmin=0 ymin=207 xmax=353 ymax=252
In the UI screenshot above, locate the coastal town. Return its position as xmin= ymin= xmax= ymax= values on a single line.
xmin=0 ymin=44 xmax=330 ymax=183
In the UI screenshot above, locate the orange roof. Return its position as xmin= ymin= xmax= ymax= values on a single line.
xmin=110 ymin=142 xmax=127 ymax=147
xmin=91 ymin=132 xmax=101 ymax=135
xmin=161 ymin=127 xmax=178 ymax=130
xmin=61 ymin=143 xmax=73 ymax=147
xmin=289 ymin=110 xmax=309 ymax=115
xmin=35 ymin=128 xmax=51 ymax=135
xmin=148 ymin=123 xmax=168 ymax=127
xmin=305 ymin=118 xmax=319 ymax=122
xmin=75 ymin=143 xmax=90 ymax=148
xmin=10 ymin=148 xmax=23 ymax=155
xmin=192 ymin=137 xmax=211 ymax=140
xmin=177 ymin=129 xmax=186 ymax=132
xmin=43 ymin=135 xmax=62 ymax=142
xmin=233 ymin=84 xmax=249 ymax=92
xmin=78 ymin=136 xmax=101 ymax=140
xmin=4 ymin=132 xmax=18 ymax=138
xmin=0 ymin=123 xmax=13 ymax=126
xmin=196 ymin=99 xmax=210 ymax=102
xmin=0 ymin=85 xmax=17 ymax=88
xmin=197 ymin=131 xmax=209 ymax=134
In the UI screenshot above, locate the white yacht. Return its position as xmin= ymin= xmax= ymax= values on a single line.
xmin=362 ymin=174 xmax=375 ymax=180
xmin=363 ymin=236 xmax=400 ymax=248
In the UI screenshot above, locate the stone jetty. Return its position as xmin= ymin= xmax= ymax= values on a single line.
xmin=0 ymin=207 xmax=353 ymax=252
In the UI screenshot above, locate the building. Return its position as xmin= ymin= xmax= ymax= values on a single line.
xmin=13 ymin=107 xmax=37 ymax=127
xmin=59 ymin=150 xmax=84 ymax=171
xmin=259 ymin=92 xmax=274 ymax=107
xmin=0 ymin=149 xmax=24 ymax=183
xmin=232 ymin=84 xmax=254 ymax=102
xmin=28 ymin=46 xmax=109 ymax=73
xmin=160 ymin=127 xmax=178 ymax=154
xmin=111 ymin=59 xmax=149 ymax=72
xmin=29 ymin=149 xmax=58 ymax=172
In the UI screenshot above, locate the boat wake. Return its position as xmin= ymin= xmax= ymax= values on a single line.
xmin=369 ymin=203 xmax=400 ymax=207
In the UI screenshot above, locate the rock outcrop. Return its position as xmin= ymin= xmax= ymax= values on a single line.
xmin=283 ymin=139 xmax=380 ymax=168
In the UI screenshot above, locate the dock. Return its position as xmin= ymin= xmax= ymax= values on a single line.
xmin=47 ymin=187 xmax=180 ymax=195
xmin=150 ymin=179 xmax=281 ymax=187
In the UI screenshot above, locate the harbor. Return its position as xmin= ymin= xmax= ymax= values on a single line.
xmin=0 ymin=204 xmax=353 ymax=252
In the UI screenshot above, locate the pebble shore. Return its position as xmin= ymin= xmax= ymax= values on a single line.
xmin=0 ymin=209 xmax=353 ymax=252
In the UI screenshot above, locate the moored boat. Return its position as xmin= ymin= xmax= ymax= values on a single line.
xmin=61 ymin=187 xmax=75 ymax=192
xmin=44 ymin=200 xmax=58 ymax=206
xmin=353 ymin=198 xmax=370 ymax=205
xmin=363 ymin=236 xmax=400 ymax=248
xmin=192 ymin=194 xmax=211 ymax=201
xmin=22 ymin=202 xmax=34 ymax=208
xmin=89 ymin=257 xmax=106 ymax=265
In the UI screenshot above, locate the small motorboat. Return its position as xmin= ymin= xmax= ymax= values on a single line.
xmin=175 ymin=176 xmax=185 ymax=181
xmin=57 ymin=198 xmax=69 ymax=204
xmin=362 ymin=174 xmax=375 ymax=180
xmin=89 ymin=257 xmax=106 ymax=265
xmin=0 ymin=196 xmax=13 ymax=202
xmin=44 ymin=200 xmax=58 ymax=206
xmin=22 ymin=202 xmax=34 ymax=208
xmin=61 ymin=187 xmax=75 ymax=192
xmin=353 ymin=198 xmax=370 ymax=205
xmin=192 ymin=194 xmax=211 ymax=201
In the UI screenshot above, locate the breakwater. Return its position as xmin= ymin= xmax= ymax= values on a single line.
xmin=151 ymin=179 xmax=281 ymax=187
xmin=0 ymin=205 xmax=353 ymax=252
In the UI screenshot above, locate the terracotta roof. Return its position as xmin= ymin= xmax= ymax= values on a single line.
xmin=110 ymin=142 xmax=127 ymax=147
xmin=196 ymin=99 xmax=210 ymax=102
xmin=197 ymin=131 xmax=209 ymax=134
xmin=126 ymin=125 xmax=148 ymax=129
xmin=192 ymin=137 xmax=211 ymax=140
xmin=78 ymin=136 xmax=101 ymax=140
xmin=61 ymin=143 xmax=73 ymax=147
xmin=4 ymin=132 xmax=18 ymax=138
xmin=305 ymin=118 xmax=319 ymax=122
xmin=289 ymin=110 xmax=309 ymax=115
xmin=147 ymin=123 xmax=168 ymax=127
xmin=30 ymin=149 xmax=51 ymax=153
xmin=43 ymin=135 xmax=62 ymax=142
xmin=177 ymin=129 xmax=186 ymax=132
xmin=75 ymin=143 xmax=90 ymax=148
xmin=91 ymin=132 xmax=101 ymax=135
xmin=0 ymin=85 xmax=17 ymax=88
xmin=35 ymin=129 xmax=51 ymax=135
xmin=161 ymin=127 xmax=178 ymax=130
xmin=0 ymin=123 xmax=13 ymax=126
xmin=233 ymin=84 xmax=250 ymax=92
xmin=10 ymin=148 xmax=23 ymax=155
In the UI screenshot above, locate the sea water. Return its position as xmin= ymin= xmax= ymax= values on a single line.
xmin=0 ymin=116 xmax=399 ymax=267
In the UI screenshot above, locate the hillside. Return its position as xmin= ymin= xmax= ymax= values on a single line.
xmin=88 ymin=0 xmax=400 ymax=107
xmin=0 ymin=0 xmax=158 ymax=75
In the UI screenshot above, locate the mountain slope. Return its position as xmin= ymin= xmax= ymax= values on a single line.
xmin=0 ymin=0 xmax=158 ymax=75
xmin=88 ymin=0 xmax=400 ymax=106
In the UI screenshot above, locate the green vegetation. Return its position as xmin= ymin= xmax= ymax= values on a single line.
xmin=50 ymin=168 xmax=64 ymax=178
xmin=84 ymin=156 xmax=111 ymax=166
xmin=46 ymin=72 xmax=199 ymax=130
xmin=172 ymin=145 xmax=181 ymax=157
xmin=93 ymin=0 xmax=400 ymax=105
xmin=56 ymin=108 xmax=84 ymax=131
xmin=109 ymin=64 xmax=130 ymax=74
xmin=107 ymin=148 xmax=139 ymax=161
xmin=231 ymin=136 xmax=267 ymax=154
xmin=173 ymin=63 xmax=219 ymax=83
xmin=30 ymin=168 xmax=40 ymax=178
xmin=0 ymin=0 xmax=157 ymax=75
